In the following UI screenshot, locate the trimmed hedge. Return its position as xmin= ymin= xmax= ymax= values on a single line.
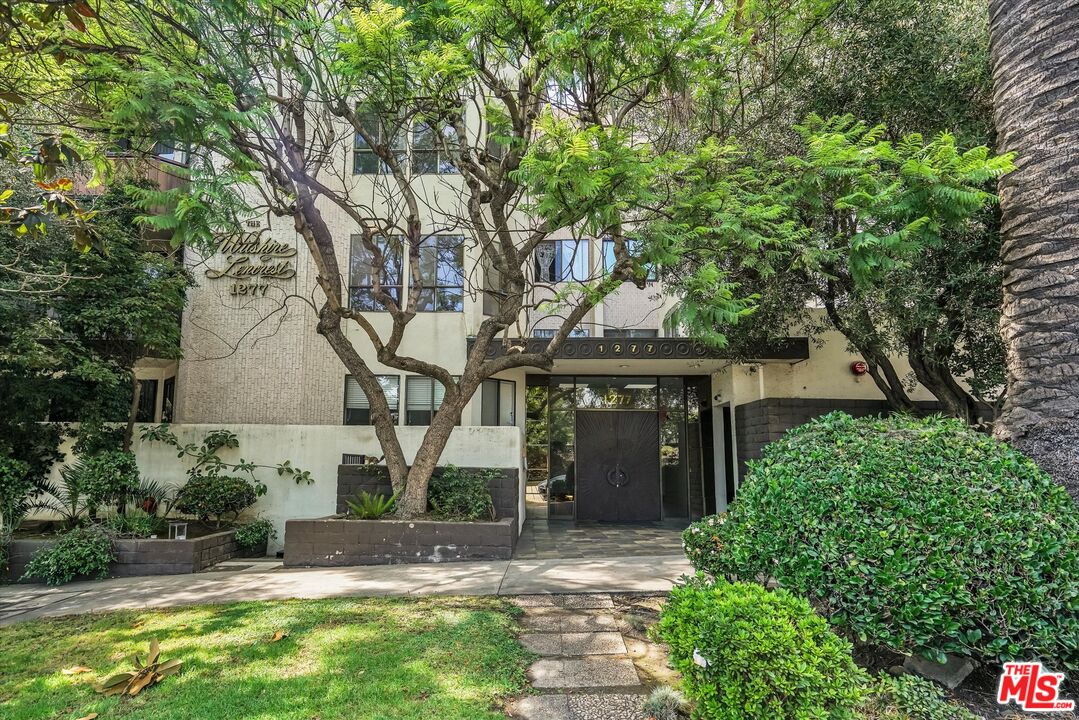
xmin=174 ymin=475 xmax=258 ymax=525
xmin=685 ymin=412 xmax=1079 ymax=670
xmin=657 ymin=577 xmax=868 ymax=719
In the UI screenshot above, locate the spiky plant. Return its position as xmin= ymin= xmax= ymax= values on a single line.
xmin=96 ymin=639 xmax=182 ymax=697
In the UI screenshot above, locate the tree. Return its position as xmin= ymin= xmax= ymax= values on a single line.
xmin=988 ymin=0 xmax=1079 ymax=499
xmin=664 ymin=117 xmax=1013 ymax=425
xmin=0 ymin=181 xmax=191 ymax=526
xmin=660 ymin=0 xmax=1011 ymax=427
xmin=22 ymin=0 xmax=779 ymax=517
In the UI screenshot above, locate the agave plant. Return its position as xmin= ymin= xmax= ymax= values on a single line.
xmin=345 ymin=490 xmax=397 ymax=519
xmin=96 ymin=639 xmax=182 ymax=697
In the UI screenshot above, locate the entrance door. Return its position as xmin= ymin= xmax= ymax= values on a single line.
xmin=575 ymin=410 xmax=661 ymax=522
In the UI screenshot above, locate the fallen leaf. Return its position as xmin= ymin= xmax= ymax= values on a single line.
xmin=131 ymin=621 xmax=144 ymax=629
xmin=75 ymin=714 xmax=98 ymax=720
xmin=270 ymin=630 xmax=289 ymax=642
xmin=62 ymin=666 xmax=93 ymax=675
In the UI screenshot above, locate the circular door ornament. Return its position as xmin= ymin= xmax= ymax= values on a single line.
xmin=851 ymin=360 xmax=868 ymax=376
xmin=606 ymin=465 xmax=630 ymax=488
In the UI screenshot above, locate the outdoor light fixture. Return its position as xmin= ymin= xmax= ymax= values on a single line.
xmin=168 ymin=522 xmax=188 ymax=541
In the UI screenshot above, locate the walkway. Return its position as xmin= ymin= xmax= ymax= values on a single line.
xmin=0 ymin=554 xmax=692 ymax=626
xmin=513 ymin=519 xmax=687 ymax=559
xmin=507 ymin=593 xmax=678 ymax=720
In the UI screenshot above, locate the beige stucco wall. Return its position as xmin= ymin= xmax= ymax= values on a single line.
xmin=41 ymin=424 xmax=523 ymax=553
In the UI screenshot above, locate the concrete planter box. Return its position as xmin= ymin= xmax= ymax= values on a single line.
xmin=284 ymin=515 xmax=517 ymax=566
xmin=7 ymin=529 xmax=239 ymax=581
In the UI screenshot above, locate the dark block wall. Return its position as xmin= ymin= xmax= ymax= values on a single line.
xmin=337 ymin=465 xmax=520 ymax=525
xmin=733 ymin=398 xmax=940 ymax=480
xmin=284 ymin=516 xmax=517 ymax=566
xmin=8 ymin=529 xmax=239 ymax=581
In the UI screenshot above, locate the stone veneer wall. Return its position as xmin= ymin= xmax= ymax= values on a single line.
xmin=733 ymin=398 xmax=945 ymax=479
xmin=336 ymin=465 xmax=520 ymax=526
xmin=7 ymin=529 xmax=238 ymax=581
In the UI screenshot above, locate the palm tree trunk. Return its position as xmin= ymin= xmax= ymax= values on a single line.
xmin=989 ymin=0 xmax=1079 ymax=500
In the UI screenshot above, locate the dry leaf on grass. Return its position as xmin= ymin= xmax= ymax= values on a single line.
xmin=96 ymin=639 xmax=182 ymax=697
xmin=74 ymin=714 xmax=98 ymax=720
xmin=270 ymin=630 xmax=290 ymax=642
xmin=62 ymin=666 xmax=94 ymax=675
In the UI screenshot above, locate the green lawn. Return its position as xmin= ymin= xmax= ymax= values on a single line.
xmin=0 ymin=597 xmax=533 ymax=720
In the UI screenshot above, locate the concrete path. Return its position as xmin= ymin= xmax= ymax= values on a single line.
xmin=506 ymin=593 xmax=679 ymax=720
xmin=0 ymin=555 xmax=691 ymax=626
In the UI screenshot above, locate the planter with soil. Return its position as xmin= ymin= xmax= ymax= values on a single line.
xmin=284 ymin=514 xmax=517 ymax=566
xmin=6 ymin=521 xmax=241 ymax=581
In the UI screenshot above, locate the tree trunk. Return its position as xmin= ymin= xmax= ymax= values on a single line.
xmin=394 ymin=398 xmax=466 ymax=518
xmin=989 ymin=0 xmax=1079 ymax=501
xmin=123 ymin=375 xmax=141 ymax=453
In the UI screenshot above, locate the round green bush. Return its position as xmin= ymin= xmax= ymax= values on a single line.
xmin=234 ymin=517 xmax=276 ymax=549
xmin=657 ymin=577 xmax=868 ymax=719
xmin=77 ymin=450 xmax=141 ymax=513
xmin=22 ymin=527 xmax=115 ymax=585
xmin=687 ymin=412 xmax=1079 ymax=671
xmin=174 ymin=475 xmax=258 ymax=525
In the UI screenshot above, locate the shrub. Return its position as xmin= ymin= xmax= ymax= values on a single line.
xmin=0 ymin=454 xmax=34 ymax=528
xmin=76 ymin=451 xmax=141 ymax=517
xmin=428 ymin=466 xmax=495 ymax=521
xmin=174 ymin=475 xmax=258 ymax=526
xmin=688 ymin=412 xmax=1079 ymax=671
xmin=104 ymin=509 xmax=159 ymax=538
xmin=235 ymin=517 xmax=276 ymax=549
xmin=657 ymin=577 xmax=868 ymax=719
xmin=22 ymin=527 xmax=115 ymax=585
xmin=346 ymin=490 xmax=397 ymax=519
xmin=861 ymin=674 xmax=977 ymax=720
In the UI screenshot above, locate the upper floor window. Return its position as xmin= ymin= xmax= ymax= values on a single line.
xmin=354 ymin=109 xmax=461 ymax=176
xmin=481 ymin=379 xmax=516 ymax=426
xmin=405 ymin=375 xmax=459 ymax=425
xmin=352 ymin=109 xmax=404 ymax=174
xmin=603 ymin=237 xmax=657 ymax=281
xmin=534 ymin=240 xmax=589 ymax=283
xmin=153 ymin=141 xmax=189 ymax=166
xmin=345 ymin=375 xmax=400 ymax=425
xmin=604 ymin=328 xmax=658 ymax=338
xmin=418 ymin=235 xmax=464 ymax=312
xmin=412 ymin=121 xmax=460 ymax=174
xmin=349 ymin=235 xmax=403 ymax=310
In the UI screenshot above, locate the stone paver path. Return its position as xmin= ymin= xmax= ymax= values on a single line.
xmin=507 ymin=593 xmax=673 ymax=720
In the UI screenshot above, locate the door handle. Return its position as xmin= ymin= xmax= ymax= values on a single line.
xmin=606 ymin=465 xmax=629 ymax=488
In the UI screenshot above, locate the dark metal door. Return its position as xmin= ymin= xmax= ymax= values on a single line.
xmin=575 ymin=411 xmax=661 ymax=522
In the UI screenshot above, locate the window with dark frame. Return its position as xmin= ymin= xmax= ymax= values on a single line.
xmin=534 ymin=240 xmax=589 ymax=282
xmin=417 ymin=235 xmax=464 ymax=312
xmin=344 ymin=375 xmax=400 ymax=425
xmin=349 ymin=234 xmax=403 ymax=310
xmin=532 ymin=327 xmax=590 ymax=338
xmin=161 ymin=376 xmax=176 ymax=423
xmin=405 ymin=375 xmax=460 ymax=425
xmin=352 ymin=109 xmax=405 ymax=174
xmin=135 ymin=379 xmax=158 ymax=423
xmin=412 ymin=121 xmax=461 ymax=174
xmin=481 ymin=379 xmax=516 ymax=426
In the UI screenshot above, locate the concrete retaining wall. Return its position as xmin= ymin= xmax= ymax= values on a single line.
xmin=284 ymin=516 xmax=516 ymax=566
xmin=8 ymin=529 xmax=238 ymax=581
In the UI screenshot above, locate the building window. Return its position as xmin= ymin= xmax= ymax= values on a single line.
xmin=603 ymin=237 xmax=657 ymax=280
xmin=535 ymin=240 xmax=589 ymax=282
xmin=135 ymin=379 xmax=158 ymax=423
xmin=481 ymin=379 xmax=516 ymax=426
xmin=349 ymin=235 xmax=403 ymax=310
xmin=352 ymin=109 xmax=405 ymax=174
xmin=345 ymin=375 xmax=400 ymax=425
xmin=418 ymin=235 xmax=464 ymax=312
xmin=604 ymin=328 xmax=659 ymax=338
xmin=412 ymin=121 xmax=460 ymax=174
xmin=405 ymin=375 xmax=458 ymax=425
xmin=161 ymin=376 xmax=176 ymax=423
xmin=533 ymin=327 xmax=590 ymax=338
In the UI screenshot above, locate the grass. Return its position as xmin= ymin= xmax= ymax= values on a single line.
xmin=0 ymin=596 xmax=533 ymax=720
